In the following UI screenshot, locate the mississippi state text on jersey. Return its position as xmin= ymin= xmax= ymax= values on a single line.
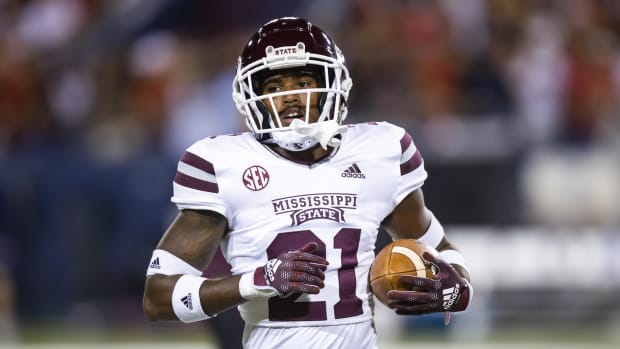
xmin=171 ymin=121 xmax=427 ymax=327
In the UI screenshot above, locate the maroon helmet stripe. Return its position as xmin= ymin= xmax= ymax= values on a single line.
xmin=181 ymin=151 xmax=215 ymax=175
xmin=174 ymin=172 xmax=219 ymax=193
xmin=400 ymin=133 xmax=413 ymax=152
xmin=400 ymin=149 xmax=423 ymax=175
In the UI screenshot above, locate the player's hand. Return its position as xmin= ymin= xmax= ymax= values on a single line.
xmin=387 ymin=252 xmax=471 ymax=315
xmin=255 ymin=242 xmax=329 ymax=297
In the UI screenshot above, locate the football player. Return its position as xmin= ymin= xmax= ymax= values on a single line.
xmin=143 ymin=17 xmax=472 ymax=349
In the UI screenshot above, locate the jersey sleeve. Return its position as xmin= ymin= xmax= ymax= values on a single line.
xmin=392 ymin=129 xmax=428 ymax=206
xmin=170 ymin=145 xmax=229 ymax=218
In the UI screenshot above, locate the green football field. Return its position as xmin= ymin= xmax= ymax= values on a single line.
xmin=7 ymin=327 xmax=619 ymax=349
xmin=10 ymin=341 xmax=620 ymax=349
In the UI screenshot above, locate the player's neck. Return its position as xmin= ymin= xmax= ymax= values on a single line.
xmin=270 ymin=144 xmax=332 ymax=164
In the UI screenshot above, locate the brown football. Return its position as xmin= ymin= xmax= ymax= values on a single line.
xmin=369 ymin=239 xmax=437 ymax=306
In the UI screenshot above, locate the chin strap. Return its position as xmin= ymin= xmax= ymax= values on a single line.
xmin=290 ymin=119 xmax=348 ymax=150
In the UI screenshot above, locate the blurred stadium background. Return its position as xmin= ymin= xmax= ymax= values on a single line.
xmin=1 ymin=0 xmax=620 ymax=348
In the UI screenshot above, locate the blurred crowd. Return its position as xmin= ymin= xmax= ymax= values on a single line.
xmin=0 ymin=0 xmax=620 ymax=334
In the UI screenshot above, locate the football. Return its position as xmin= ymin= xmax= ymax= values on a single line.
xmin=369 ymin=239 xmax=437 ymax=306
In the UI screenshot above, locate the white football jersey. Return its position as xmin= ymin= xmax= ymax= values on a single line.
xmin=171 ymin=121 xmax=427 ymax=327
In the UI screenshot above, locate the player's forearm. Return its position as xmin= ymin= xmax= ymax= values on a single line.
xmin=143 ymin=274 xmax=180 ymax=321
xmin=201 ymin=275 xmax=245 ymax=314
xmin=143 ymin=274 xmax=244 ymax=321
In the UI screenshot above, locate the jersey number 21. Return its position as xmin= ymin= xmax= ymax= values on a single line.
xmin=266 ymin=229 xmax=364 ymax=321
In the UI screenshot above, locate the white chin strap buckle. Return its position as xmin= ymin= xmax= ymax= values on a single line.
xmin=290 ymin=119 xmax=347 ymax=150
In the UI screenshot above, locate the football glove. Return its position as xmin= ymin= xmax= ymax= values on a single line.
xmin=387 ymin=252 xmax=471 ymax=316
xmin=254 ymin=242 xmax=329 ymax=297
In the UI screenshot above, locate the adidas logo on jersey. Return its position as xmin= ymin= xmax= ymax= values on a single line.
xmin=442 ymin=284 xmax=460 ymax=310
xmin=341 ymin=163 xmax=365 ymax=179
xmin=149 ymin=257 xmax=161 ymax=269
xmin=181 ymin=293 xmax=193 ymax=310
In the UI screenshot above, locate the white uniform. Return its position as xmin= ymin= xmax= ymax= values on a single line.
xmin=171 ymin=121 xmax=427 ymax=348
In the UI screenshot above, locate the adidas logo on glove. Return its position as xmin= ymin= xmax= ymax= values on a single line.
xmin=265 ymin=259 xmax=283 ymax=283
xmin=442 ymin=284 xmax=460 ymax=310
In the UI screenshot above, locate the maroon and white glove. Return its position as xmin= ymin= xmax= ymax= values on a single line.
xmin=387 ymin=252 xmax=471 ymax=317
xmin=239 ymin=242 xmax=329 ymax=299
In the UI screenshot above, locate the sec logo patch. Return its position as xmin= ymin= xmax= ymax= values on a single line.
xmin=243 ymin=165 xmax=270 ymax=191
